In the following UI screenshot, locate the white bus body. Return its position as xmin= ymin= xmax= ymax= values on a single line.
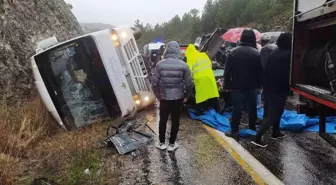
xmin=31 ymin=27 xmax=155 ymax=129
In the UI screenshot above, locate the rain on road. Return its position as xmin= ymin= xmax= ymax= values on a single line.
xmin=113 ymin=104 xmax=336 ymax=185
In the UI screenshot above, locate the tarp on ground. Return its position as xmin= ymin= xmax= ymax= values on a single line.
xmin=188 ymin=108 xmax=336 ymax=136
xmin=188 ymin=109 xmax=257 ymax=137
xmin=257 ymin=108 xmax=336 ymax=133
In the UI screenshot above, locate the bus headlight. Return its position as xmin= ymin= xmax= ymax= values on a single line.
xmin=111 ymin=34 xmax=118 ymax=41
xmin=133 ymin=94 xmax=141 ymax=105
xmin=144 ymin=96 xmax=149 ymax=102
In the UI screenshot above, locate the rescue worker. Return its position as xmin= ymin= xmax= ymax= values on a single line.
xmin=185 ymin=44 xmax=220 ymax=115
xmin=252 ymin=33 xmax=292 ymax=148
xmin=260 ymin=34 xmax=278 ymax=68
xmin=224 ymin=29 xmax=263 ymax=141
xmin=152 ymin=41 xmax=193 ymax=152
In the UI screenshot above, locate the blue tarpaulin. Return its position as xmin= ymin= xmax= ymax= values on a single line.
xmin=188 ymin=109 xmax=257 ymax=137
xmin=188 ymin=108 xmax=336 ymax=136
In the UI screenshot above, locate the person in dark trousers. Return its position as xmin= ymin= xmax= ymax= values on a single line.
xmin=151 ymin=41 xmax=193 ymax=152
xmin=251 ymin=32 xmax=292 ymax=148
xmin=224 ymin=29 xmax=263 ymax=141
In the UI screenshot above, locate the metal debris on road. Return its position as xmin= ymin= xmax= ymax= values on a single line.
xmin=102 ymin=120 xmax=154 ymax=155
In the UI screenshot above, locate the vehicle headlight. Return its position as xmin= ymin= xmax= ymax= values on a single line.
xmin=111 ymin=34 xmax=118 ymax=41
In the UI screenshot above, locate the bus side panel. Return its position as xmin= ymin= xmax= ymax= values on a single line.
xmin=92 ymin=31 xmax=136 ymax=117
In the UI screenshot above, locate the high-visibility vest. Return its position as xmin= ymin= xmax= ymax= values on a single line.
xmin=185 ymin=45 xmax=219 ymax=104
xmin=192 ymin=53 xmax=213 ymax=77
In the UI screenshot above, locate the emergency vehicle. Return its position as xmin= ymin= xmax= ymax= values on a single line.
xmin=291 ymin=0 xmax=336 ymax=133
xmin=31 ymin=27 xmax=155 ymax=130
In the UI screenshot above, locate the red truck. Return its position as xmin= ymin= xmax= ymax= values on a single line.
xmin=291 ymin=0 xmax=336 ymax=134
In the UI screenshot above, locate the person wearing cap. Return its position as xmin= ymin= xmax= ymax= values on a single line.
xmin=260 ymin=34 xmax=278 ymax=68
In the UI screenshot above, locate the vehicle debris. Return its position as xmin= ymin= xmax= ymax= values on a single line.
xmin=102 ymin=120 xmax=154 ymax=155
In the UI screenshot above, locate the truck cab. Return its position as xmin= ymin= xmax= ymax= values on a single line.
xmin=291 ymin=0 xmax=336 ymax=132
xmin=31 ymin=27 xmax=155 ymax=130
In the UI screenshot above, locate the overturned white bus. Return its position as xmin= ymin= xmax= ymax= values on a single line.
xmin=31 ymin=27 xmax=155 ymax=130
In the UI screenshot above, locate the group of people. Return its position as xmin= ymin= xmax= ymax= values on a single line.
xmin=224 ymin=29 xmax=292 ymax=147
xmin=149 ymin=28 xmax=293 ymax=152
xmin=150 ymin=40 xmax=219 ymax=152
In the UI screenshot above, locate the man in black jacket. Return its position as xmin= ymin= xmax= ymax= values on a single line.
xmin=252 ymin=32 xmax=292 ymax=148
xmin=224 ymin=29 xmax=263 ymax=141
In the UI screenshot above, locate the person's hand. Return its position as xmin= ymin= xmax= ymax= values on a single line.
xmin=183 ymin=98 xmax=187 ymax=103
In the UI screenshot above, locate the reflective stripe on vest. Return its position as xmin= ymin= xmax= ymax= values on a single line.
xmin=192 ymin=64 xmax=212 ymax=75
xmin=192 ymin=60 xmax=209 ymax=71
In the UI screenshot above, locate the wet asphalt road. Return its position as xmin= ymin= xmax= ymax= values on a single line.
xmin=114 ymin=94 xmax=336 ymax=185
xmin=240 ymin=133 xmax=336 ymax=185
xmin=239 ymin=94 xmax=336 ymax=185
xmin=117 ymin=108 xmax=255 ymax=185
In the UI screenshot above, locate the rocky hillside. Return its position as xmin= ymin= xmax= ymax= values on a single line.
xmin=0 ymin=0 xmax=83 ymax=102
xmin=80 ymin=22 xmax=115 ymax=33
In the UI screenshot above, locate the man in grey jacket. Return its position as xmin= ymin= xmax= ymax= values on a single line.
xmin=260 ymin=34 xmax=278 ymax=68
xmin=151 ymin=41 xmax=193 ymax=152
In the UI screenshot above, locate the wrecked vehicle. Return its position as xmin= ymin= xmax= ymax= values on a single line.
xmin=31 ymin=27 xmax=155 ymax=130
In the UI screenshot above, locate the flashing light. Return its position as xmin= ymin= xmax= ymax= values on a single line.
xmin=144 ymin=96 xmax=149 ymax=102
xmin=135 ymin=100 xmax=141 ymax=105
xmin=154 ymin=38 xmax=164 ymax=44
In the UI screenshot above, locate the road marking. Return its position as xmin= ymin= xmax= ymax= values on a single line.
xmin=204 ymin=126 xmax=284 ymax=185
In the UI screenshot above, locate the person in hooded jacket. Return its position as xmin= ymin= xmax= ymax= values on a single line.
xmin=151 ymin=41 xmax=194 ymax=152
xmin=251 ymin=32 xmax=292 ymax=148
xmin=185 ymin=44 xmax=220 ymax=115
xmin=224 ymin=29 xmax=263 ymax=141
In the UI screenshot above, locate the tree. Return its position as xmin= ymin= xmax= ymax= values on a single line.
xmin=135 ymin=0 xmax=293 ymax=47
xmin=67 ymin=3 xmax=73 ymax=10
xmin=190 ymin=9 xmax=199 ymax=18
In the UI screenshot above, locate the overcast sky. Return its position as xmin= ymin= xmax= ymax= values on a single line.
xmin=64 ymin=0 xmax=207 ymax=26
